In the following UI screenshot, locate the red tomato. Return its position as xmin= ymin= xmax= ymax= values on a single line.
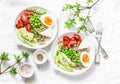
xmin=69 ymin=37 xmax=77 ymax=47
xmin=21 ymin=14 xmax=29 ymax=24
xmin=24 ymin=10 xmax=31 ymax=16
xmin=67 ymin=43 xmax=71 ymax=48
xmin=26 ymin=24 xmax=32 ymax=32
xmin=73 ymin=34 xmax=81 ymax=41
xmin=26 ymin=19 xmax=30 ymax=24
xmin=63 ymin=41 xmax=68 ymax=46
xmin=63 ymin=35 xmax=70 ymax=42
xmin=15 ymin=19 xmax=23 ymax=28
xmin=76 ymin=41 xmax=81 ymax=47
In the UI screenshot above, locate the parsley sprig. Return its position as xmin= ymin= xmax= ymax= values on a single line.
xmin=62 ymin=0 xmax=100 ymax=33
xmin=0 ymin=51 xmax=29 ymax=75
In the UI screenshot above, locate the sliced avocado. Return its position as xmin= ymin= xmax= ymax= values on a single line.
xmin=57 ymin=63 xmax=73 ymax=72
xmin=19 ymin=28 xmax=35 ymax=42
xmin=60 ymin=52 xmax=72 ymax=64
xmin=17 ymin=29 xmax=35 ymax=46
xmin=54 ymin=51 xmax=74 ymax=72
xmin=57 ymin=54 xmax=69 ymax=66
xmin=60 ymin=52 xmax=76 ymax=67
xmin=64 ymin=65 xmax=73 ymax=72
xmin=54 ymin=55 xmax=59 ymax=64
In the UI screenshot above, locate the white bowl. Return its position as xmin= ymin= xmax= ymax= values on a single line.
xmin=33 ymin=49 xmax=48 ymax=64
xmin=51 ymin=32 xmax=98 ymax=75
xmin=14 ymin=6 xmax=58 ymax=49
xmin=19 ymin=63 xmax=34 ymax=78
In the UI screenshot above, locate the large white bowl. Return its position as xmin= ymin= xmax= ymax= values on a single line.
xmin=14 ymin=7 xmax=58 ymax=49
xmin=51 ymin=32 xmax=98 ymax=75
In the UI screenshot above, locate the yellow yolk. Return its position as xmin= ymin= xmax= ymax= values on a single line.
xmin=44 ymin=16 xmax=52 ymax=25
xmin=82 ymin=54 xmax=89 ymax=63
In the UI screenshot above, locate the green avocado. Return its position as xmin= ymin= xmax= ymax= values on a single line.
xmin=54 ymin=52 xmax=74 ymax=72
xmin=17 ymin=28 xmax=36 ymax=46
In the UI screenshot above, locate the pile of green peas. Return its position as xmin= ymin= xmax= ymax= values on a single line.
xmin=60 ymin=46 xmax=80 ymax=64
xmin=30 ymin=15 xmax=41 ymax=28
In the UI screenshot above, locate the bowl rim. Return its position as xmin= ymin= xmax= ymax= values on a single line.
xmin=32 ymin=49 xmax=48 ymax=64
xmin=19 ymin=63 xmax=34 ymax=78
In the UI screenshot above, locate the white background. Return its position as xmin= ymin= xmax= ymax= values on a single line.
xmin=0 ymin=0 xmax=120 ymax=84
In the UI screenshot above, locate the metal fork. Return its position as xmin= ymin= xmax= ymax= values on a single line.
xmin=95 ymin=23 xmax=108 ymax=64
xmin=85 ymin=20 xmax=108 ymax=59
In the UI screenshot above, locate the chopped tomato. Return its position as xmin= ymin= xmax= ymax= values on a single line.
xmin=73 ymin=34 xmax=81 ymax=41
xmin=21 ymin=14 xmax=29 ymax=24
xmin=62 ymin=34 xmax=82 ymax=48
xmin=76 ymin=41 xmax=81 ymax=47
xmin=63 ymin=41 xmax=68 ymax=46
xmin=67 ymin=43 xmax=71 ymax=48
xmin=15 ymin=19 xmax=23 ymax=28
xmin=69 ymin=37 xmax=77 ymax=47
xmin=26 ymin=24 xmax=32 ymax=32
xmin=63 ymin=35 xmax=70 ymax=42
xmin=24 ymin=10 xmax=31 ymax=16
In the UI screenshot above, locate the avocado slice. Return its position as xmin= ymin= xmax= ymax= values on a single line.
xmin=17 ymin=29 xmax=35 ymax=46
xmin=57 ymin=63 xmax=73 ymax=72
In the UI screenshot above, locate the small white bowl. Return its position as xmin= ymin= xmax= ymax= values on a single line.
xmin=19 ymin=63 xmax=34 ymax=78
xmin=33 ymin=49 xmax=48 ymax=64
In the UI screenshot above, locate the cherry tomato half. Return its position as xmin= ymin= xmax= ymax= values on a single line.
xmin=63 ymin=35 xmax=70 ymax=42
xmin=15 ymin=19 xmax=23 ymax=28
xmin=21 ymin=14 xmax=29 ymax=24
xmin=73 ymin=34 xmax=81 ymax=41
xmin=69 ymin=37 xmax=77 ymax=47
xmin=26 ymin=24 xmax=32 ymax=32
xmin=24 ymin=10 xmax=31 ymax=16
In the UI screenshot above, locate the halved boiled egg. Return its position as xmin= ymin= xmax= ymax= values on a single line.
xmin=40 ymin=14 xmax=55 ymax=27
xmin=80 ymin=51 xmax=90 ymax=67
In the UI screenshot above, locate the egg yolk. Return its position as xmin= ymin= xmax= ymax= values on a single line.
xmin=82 ymin=54 xmax=89 ymax=63
xmin=44 ymin=16 xmax=52 ymax=25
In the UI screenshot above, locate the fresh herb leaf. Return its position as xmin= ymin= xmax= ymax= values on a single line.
xmin=14 ymin=55 xmax=21 ymax=62
xmin=77 ymin=25 xmax=87 ymax=33
xmin=65 ymin=18 xmax=76 ymax=28
xmin=74 ymin=2 xmax=81 ymax=9
xmin=86 ymin=0 xmax=93 ymax=3
xmin=79 ymin=17 xmax=86 ymax=22
xmin=10 ymin=67 xmax=17 ymax=75
xmin=74 ymin=11 xmax=80 ymax=17
xmin=62 ymin=4 xmax=73 ymax=11
xmin=0 ymin=52 xmax=9 ymax=61
xmin=22 ymin=51 xmax=29 ymax=58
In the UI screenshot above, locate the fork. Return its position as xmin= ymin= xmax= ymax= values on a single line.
xmin=86 ymin=20 xmax=108 ymax=59
xmin=95 ymin=23 xmax=108 ymax=64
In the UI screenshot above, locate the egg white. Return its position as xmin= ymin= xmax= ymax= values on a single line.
xmin=40 ymin=14 xmax=55 ymax=27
